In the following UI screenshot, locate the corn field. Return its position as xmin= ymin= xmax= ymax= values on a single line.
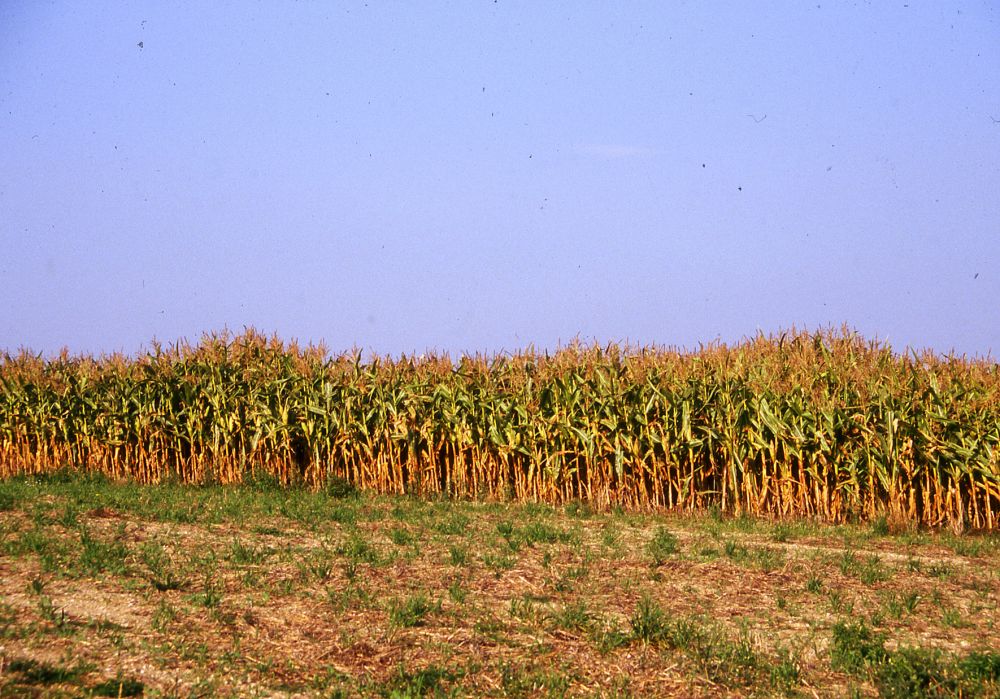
xmin=1 ymin=329 xmax=998 ymax=529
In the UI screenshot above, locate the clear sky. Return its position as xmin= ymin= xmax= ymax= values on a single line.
xmin=2 ymin=2 xmax=998 ymax=359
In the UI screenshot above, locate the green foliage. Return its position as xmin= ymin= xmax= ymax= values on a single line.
xmin=78 ymin=526 xmax=129 ymax=577
xmin=874 ymin=646 xmax=956 ymax=699
xmin=830 ymin=620 xmax=888 ymax=675
xmin=646 ymin=527 xmax=679 ymax=565
xmin=2 ymin=328 xmax=998 ymax=528
xmin=380 ymin=663 xmax=455 ymax=698
xmin=629 ymin=594 xmax=669 ymax=643
xmin=389 ymin=592 xmax=438 ymax=628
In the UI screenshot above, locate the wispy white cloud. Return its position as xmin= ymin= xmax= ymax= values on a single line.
xmin=575 ymin=144 xmax=652 ymax=159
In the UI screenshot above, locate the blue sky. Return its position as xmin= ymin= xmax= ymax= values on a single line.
xmin=1 ymin=2 xmax=998 ymax=358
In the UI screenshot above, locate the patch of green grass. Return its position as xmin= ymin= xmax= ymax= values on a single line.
xmin=377 ymin=662 xmax=456 ymax=697
xmin=629 ymin=594 xmax=669 ymax=643
xmin=299 ymin=547 xmax=336 ymax=582
xmin=551 ymin=600 xmax=592 ymax=632
xmin=870 ymin=514 xmax=890 ymax=537
xmin=140 ymin=541 xmax=186 ymax=591
xmin=483 ymin=551 xmax=516 ymax=573
xmin=433 ymin=511 xmax=470 ymax=536
xmin=388 ymin=526 xmax=415 ymax=546
xmin=337 ymin=532 xmax=379 ymax=564
xmin=646 ymin=526 xmax=679 ymax=565
xmin=448 ymin=544 xmax=468 ymax=566
xmin=883 ymin=589 xmax=920 ymax=618
xmin=768 ymin=646 xmax=801 ymax=695
xmin=389 ymin=592 xmax=438 ymax=628
xmin=829 ymin=620 xmax=888 ymax=675
xmin=228 ymin=538 xmax=272 ymax=565
xmin=521 ymin=520 xmax=571 ymax=546
xmin=858 ymin=554 xmax=892 ymax=585
xmin=78 ymin=525 xmax=130 ymax=577
xmin=447 ymin=579 xmax=467 ymax=604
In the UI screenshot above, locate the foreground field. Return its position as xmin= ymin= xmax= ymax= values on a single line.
xmin=0 ymin=475 xmax=998 ymax=698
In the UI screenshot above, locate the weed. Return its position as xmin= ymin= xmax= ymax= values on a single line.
xmin=708 ymin=627 xmax=760 ymax=687
xmin=859 ymin=554 xmax=891 ymax=585
xmin=958 ymin=650 xmax=1000 ymax=686
xmin=509 ymin=596 xmax=538 ymax=623
xmin=829 ymin=620 xmax=888 ymax=675
xmin=941 ymin=606 xmax=968 ymax=628
xmin=323 ymin=476 xmax=357 ymax=499
xmin=483 ymin=551 xmax=516 ymax=573
xmin=551 ymin=600 xmax=592 ymax=632
xmin=884 ymin=589 xmax=920 ymax=618
xmin=78 ymin=525 xmax=130 ymax=577
xmin=646 ymin=527 xmax=679 ymax=565
xmin=752 ymin=546 xmax=785 ymax=571
xmin=448 ymin=544 xmax=468 ymax=566
xmin=564 ymin=500 xmax=593 ymax=518
xmin=874 ymin=646 xmax=956 ymax=699
xmin=870 ymin=515 xmax=890 ymax=537
xmin=433 ymin=512 xmax=469 ymax=535
xmin=724 ymin=539 xmax=748 ymax=561
xmin=447 ymin=579 xmax=466 ymax=604
xmin=337 ymin=532 xmax=379 ymax=564
xmin=389 ymin=592 xmax=438 ymax=628
xmin=629 ymin=594 xmax=668 ymax=643
xmin=190 ymin=582 xmax=223 ymax=609
xmin=381 ymin=663 xmax=455 ymax=697
xmin=152 ymin=600 xmax=178 ymax=631
xmin=37 ymin=595 xmax=70 ymax=632
xmin=388 ymin=526 xmax=414 ymax=546
xmin=928 ymin=562 xmax=953 ymax=580
xmin=521 ymin=521 xmax=569 ymax=546
xmin=342 ymin=560 xmax=358 ymax=582
xmin=298 ymin=547 xmax=335 ymax=582
xmin=228 ymin=538 xmax=272 ymax=565
xmin=838 ymin=550 xmax=860 ymax=577
xmin=496 ymin=520 xmax=515 ymax=540
xmin=769 ymin=646 xmax=801 ymax=694
xmin=140 ymin=541 xmax=186 ymax=591
xmin=601 ymin=523 xmax=622 ymax=551
xmin=772 ymin=522 xmax=794 ymax=543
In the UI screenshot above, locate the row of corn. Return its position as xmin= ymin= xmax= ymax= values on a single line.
xmin=1 ymin=329 xmax=997 ymax=529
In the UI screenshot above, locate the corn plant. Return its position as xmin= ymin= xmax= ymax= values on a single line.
xmin=1 ymin=328 xmax=997 ymax=529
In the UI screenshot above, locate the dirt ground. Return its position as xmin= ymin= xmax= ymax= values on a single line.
xmin=0 ymin=479 xmax=997 ymax=697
